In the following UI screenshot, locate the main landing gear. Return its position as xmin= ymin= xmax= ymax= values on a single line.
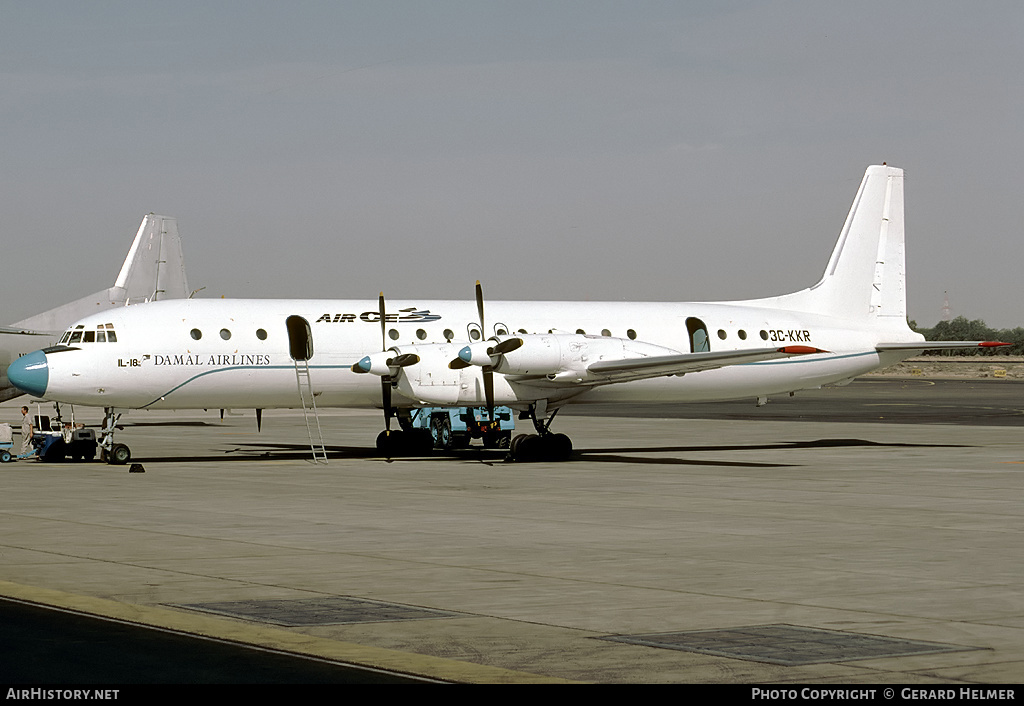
xmin=98 ymin=407 xmax=132 ymax=465
xmin=373 ymin=403 xmax=572 ymax=462
xmin=375 ymin=428 xmax=434 ymax=457
xmin=506 ymin=406 xmax=573 ymax=463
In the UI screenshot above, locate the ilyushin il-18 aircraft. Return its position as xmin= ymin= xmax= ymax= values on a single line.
xmin=0 ymin=214 xmax=189 ymax=402
xmin=7 ymin=165 xmax=1005 ymax=464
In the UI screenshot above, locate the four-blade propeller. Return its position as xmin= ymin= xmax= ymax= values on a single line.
xmin=348 ymin=292 xmax=420 ymax=434
xmin=443 ymin=281 xmax=522 ymax=423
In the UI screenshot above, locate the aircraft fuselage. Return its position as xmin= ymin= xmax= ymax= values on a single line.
xmin=28 ymin=297 xmax=915 ymax=412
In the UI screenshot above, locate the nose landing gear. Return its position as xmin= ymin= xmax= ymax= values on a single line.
xmin=98 ymin=407 xmax=131 ymax=465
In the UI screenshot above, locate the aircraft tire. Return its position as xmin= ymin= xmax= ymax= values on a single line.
xmin=509 ymin=433 xmax=572 ymax=462
xmin=546 ymin=433 xmax=573 ymax=460
xmin=108 ymin=444 xmax=131 ymax=465
xmin=376 ymin=430 xmax=399 ymax=455
xmin=509 ymin=433 xmax=543 ymax=462
xmin=376 ymin=430 xmax=433 ymax=457
xmin=0 ymin=450 xmax=11 ymax=463
xmin=410 ymin=428 xmax=434 ymax=455
xmin=432 ymin=416 xmax=452 ymax=450
xmin=509 ymin=433 xmax=531 ymax=460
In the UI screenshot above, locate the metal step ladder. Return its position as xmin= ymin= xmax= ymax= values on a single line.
xmin=294 ymin=360 xmax=328 ymax=463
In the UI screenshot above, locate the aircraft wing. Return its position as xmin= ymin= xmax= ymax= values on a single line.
xmin=876 ymin=341 xmax=1010 ymax=352
xmin=0 ymin=326 xmax=56 ymax=337
xmin=517 ymin=345 xmax=826 ymax=388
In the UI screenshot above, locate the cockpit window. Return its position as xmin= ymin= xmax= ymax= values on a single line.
xmin=63 ymin=323 xmax=117 ymax=344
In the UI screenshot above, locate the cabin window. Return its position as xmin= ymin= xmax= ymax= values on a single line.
xmin=443 ymin=328 xmax=454 ymax=341
xmin=190 ymin=329 xmax=202 ymax=340
xmin=717 ymin=329 xmax=727 ymax=340
xmin=738 ymin=330 xmax=747 ymax=340
xmin=760 ymin=330 xmax=769 ymax=341
xmin=416 ymin=328 xmax=427 ymax=341
xmin=494 ymin=323 xmax=508 ymax=336
xmin=220 ymin=329 xmax=232 ymax=340
xmin=627 ymin=329 xmax=637 ymax=340
xmin=388 ymin=329 xmax=400 ymax=341
xmin=576 ymin=329 xmax=586 ymax=335
xmin=256 ymin=329 xmax=267 ymax=340
xmin=601 ymin=329 xmax=611 ymax=337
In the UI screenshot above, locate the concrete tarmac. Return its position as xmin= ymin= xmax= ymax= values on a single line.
xmin=1 ymin=379 xmax=1022 ymax=683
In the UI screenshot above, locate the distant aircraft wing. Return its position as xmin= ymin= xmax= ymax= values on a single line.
xmin=518 ymin=346 xmax=826 ymax=387
xmin=876 ymin=341 xmax=1010 ymax=352
xmin=0 ymin=326 xmax=56 ymax=337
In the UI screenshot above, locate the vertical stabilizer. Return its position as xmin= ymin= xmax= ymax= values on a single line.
xmin=751 ymin=165 xmax=907 ymax=322
xmin=112 ymin=215 xmax=190 ymax=304
xmin=12 ymin=215 xmax=190 ymax=332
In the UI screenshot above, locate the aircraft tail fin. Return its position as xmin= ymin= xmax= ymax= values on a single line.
xmin=111 ymin=215 xmax=190 ymax=304
xmin=748 ymin=165 xmax=907 ymax=322
xmin=12 ymin=215 xmax=190 ymax=332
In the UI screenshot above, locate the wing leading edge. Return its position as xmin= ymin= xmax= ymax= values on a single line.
xmin=519 ymin=345 xmax=827 ymax=388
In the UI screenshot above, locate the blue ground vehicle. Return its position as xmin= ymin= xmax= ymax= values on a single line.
xmin=0 ymin=411 xmax=97 ymax=463
xmin=409 ymin=406 xmax=515 ymax=450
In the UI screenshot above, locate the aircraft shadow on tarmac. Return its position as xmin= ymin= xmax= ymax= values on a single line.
xmin=124 ymin=437 xmax=971 ymax=469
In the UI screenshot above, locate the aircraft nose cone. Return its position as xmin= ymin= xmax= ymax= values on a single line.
xmin=8 ymin=350 xmax=49 ymax=397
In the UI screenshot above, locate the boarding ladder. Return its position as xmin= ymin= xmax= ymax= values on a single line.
xmin=294 ymin=360 xmax=328 ymax=463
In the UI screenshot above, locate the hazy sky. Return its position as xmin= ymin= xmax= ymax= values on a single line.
xmin=2 ymin=2 xmax=1021 ymax=327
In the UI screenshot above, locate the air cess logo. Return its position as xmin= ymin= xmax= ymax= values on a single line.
xmin=315 ymin=307 xmax=441 ymax=324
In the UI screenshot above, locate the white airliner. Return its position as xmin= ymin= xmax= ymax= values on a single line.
xmin=0 ymin=215 xmax=189 ymax=402
xmin=7 ymin=166 xmax=1003 ymax=463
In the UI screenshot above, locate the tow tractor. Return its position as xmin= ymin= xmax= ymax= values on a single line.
xmin=0 ymin=404 xmax=97 ymax=463
xmin=409 ymin=406 xmax=515 ymax=451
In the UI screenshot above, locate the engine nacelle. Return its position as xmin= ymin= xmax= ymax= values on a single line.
xmin=457 ymin=340 xmax=499 ymax=367
xmin=351 ymin=348 xmax=420 ymax=376
xmin=393 ymin=342 xmax=463 ymax=405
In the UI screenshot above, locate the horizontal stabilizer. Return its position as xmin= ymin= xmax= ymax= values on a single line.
xmin=876 ymin=341 xmax=1010 ymax=352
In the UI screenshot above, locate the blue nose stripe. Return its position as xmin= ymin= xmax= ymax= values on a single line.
xmin=8 ymin=350 xmax=48 ymax=397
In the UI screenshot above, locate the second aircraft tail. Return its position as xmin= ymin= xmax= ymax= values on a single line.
xmin=13 ymin=214 xmax=190 ymax=332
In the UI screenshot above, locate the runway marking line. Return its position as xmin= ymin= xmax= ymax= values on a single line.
xmin=0 ymin=579 xmax=575 ymax=684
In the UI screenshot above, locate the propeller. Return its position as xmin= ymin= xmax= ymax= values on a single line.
xmin=346 ymin=293 xmax=421 ymax=457
xmin=377 ymin=293 xmax=394 ymax=435
xmin=346 ymin=293 xmax=400 ymax=435
xmin=446 ymin=281 xmax=520 ymax=424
